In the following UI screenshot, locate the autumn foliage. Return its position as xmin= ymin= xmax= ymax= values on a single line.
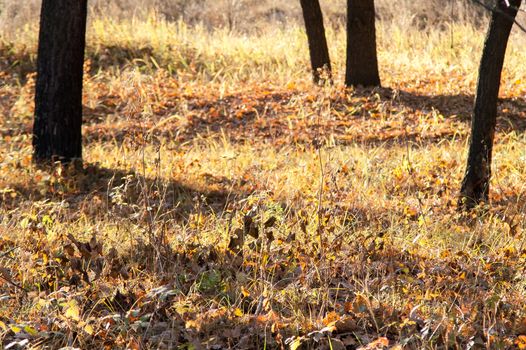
xmin=1 ymin=7 xmax=526 ymax=350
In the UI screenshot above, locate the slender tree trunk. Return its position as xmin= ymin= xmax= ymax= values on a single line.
xmin=33 ymin=0 xmax=88 ymax=163
xmin=300 ymin=0 xmax=332 ymax=84
xmin=345 ymin=0 xmax=380 ymax=87
xmin=459 ymin=0 xmax=521 ymax=208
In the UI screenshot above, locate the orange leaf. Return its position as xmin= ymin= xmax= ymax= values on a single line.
xmin=358 ymin=337 xmax=389 ymax=350
xmin=323 ymin=311 xmax=340 ymax=325
xmin=516 ymin=335 xmax=526 ymax=349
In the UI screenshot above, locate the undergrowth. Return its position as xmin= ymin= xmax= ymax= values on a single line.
xmin=0 ymin=12 xmax=526 ymax=350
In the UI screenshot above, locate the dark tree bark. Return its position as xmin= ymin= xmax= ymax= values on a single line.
xmin=33 ymin=0 xmax=88 ymax=163
xmin=300 ymin=0 xmax=332 ymax=84
xmin=345 ymin=0 xmax=380 ymax=87
xmin=459 ymin=0 xmax=522 ymax=208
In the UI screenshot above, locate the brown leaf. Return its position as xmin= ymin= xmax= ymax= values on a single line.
xmin=328 ymin=338 xmax=346 ymax=350
xmin=107 ymin=247 xmax=118 ymax=261
xmin=264 ymin=216 xmax=277 ymax=228
xmin=285 ymin=232 xmax=296 ymax=243
xmin=64 ymin=244 xmax=75 ymax=257
xmin=243 ymin=215 xmax=259 ymax=239
xmin=334 ymin=317 xmax=360 ymax=333
xmin=228 ymin=228 xmax=245 ymax=254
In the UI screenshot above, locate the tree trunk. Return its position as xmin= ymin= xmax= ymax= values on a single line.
xmin=459 ymin=0 xmax=521 ymax=209
xmin=345 ymin=0 xmax=380 ymax=87
xmin=300 ymin=0 xmax=332 ymax=84
xmin=33 ymin=0 xmax=88 ymax=163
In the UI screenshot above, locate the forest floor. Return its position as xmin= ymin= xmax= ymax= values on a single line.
xmin=1 ymin=16 xmax=526 ymax=349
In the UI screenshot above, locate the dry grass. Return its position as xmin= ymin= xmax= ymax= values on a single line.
xmin=1 ymin=3 xmax=526 ymax=349
xmin=0 ymin=0 xmax=495 ymax=34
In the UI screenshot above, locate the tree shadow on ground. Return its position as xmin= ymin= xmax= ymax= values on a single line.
xmin=80 ymin=85 xmax=526 ymax=148
xmin=3 ymin=59 xmax=526 ymax=148
xmin=2 ymin=159 xmax=395 ymax=235
xmin=2 ymin=41 xmax=525 ymax=146
xmin=2 ymin=163 xmax=247 ymax=226
xmin=0 ymin=45 xmax=36 ymax=84
xmin=384 ymin=87 xmax=526 ymax=133
xmin=86 ymin=45 xmax=158 ymax=73
xmin=2 ymin=39 xmax=525 ymax=149
xmin=0 ymin=44 xmax=161 ymax=82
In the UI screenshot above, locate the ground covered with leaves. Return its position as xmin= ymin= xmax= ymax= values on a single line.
xmin=1 ymin=17 xmax=526 ymax=350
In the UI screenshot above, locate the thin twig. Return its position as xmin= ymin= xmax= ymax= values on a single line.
xmin=0 ymin=268 xmax=28 ymax=293
xmin=0 ymin=247 xmax=16 ymax=260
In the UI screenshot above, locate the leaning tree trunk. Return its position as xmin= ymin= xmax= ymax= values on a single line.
xmin=345 ymin=0 xmax=380 ymax=87
xmin=459 ymin=0 xmax=522 ymax=208
xmin=300 ymin=0 xmax=332 ymax=84
xmin=33 ymin=0 xmax=88 ymax=163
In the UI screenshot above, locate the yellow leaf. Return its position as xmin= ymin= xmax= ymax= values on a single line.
xmin=84 ymin=324 xmax=94 ymax=335
xmin=0 ymin=321 xmax=6 ymax=331
xmin=286 ymin=81 xmax=296 ymax=90
xmin=392 ymin=166 xmax=404 ymax=180
xmin=233 ymin=308 xmax=243 ymax=317
xmin=42 ymin=253 xmax=49 ymax=265
xmin=288 ymin=337 xmax=302 ymax=350
xmin=23 ymin=325 xmax=38 ymax=336
xmin=9 ymin=325 xmax=22 ymax=333
xmin=241 ymin=286 xmax=250 ymax=298
xmin=64 ymin=300 xmax=81 ymax=321
xmin=20 ymin=217 xmax=30 ymax=229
